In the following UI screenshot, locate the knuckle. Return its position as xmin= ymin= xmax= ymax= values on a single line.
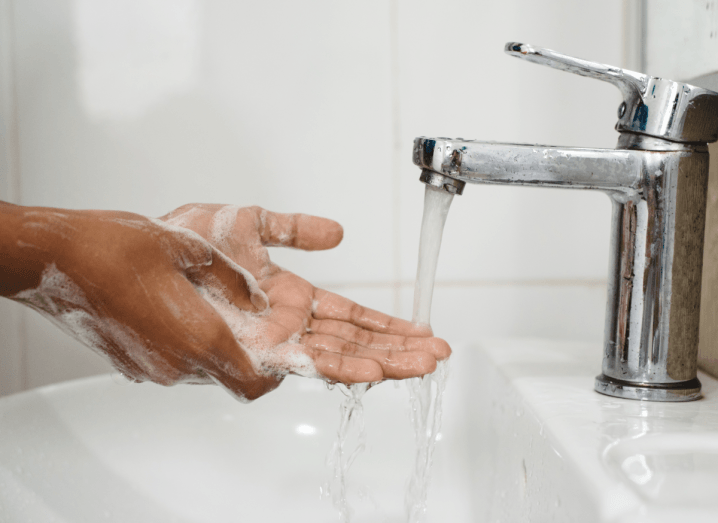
xmin=356 ymin=329 xmax=374 ymax=346
xmin=350 ymin=303 xmax=365 ymax=322
xmin=342 ymin=341 xmax=358 ymax=357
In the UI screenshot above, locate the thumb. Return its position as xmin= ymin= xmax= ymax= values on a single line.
xmin=156 ymin=217 xmax=269 ymax=312
xmin=257 ymin=208 xmax=343 ymax=251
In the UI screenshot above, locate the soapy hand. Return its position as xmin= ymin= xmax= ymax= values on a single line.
xmin=158 ymin=204 xmax=451 ymax=399
xmin=0 ymin=202 xmax=450 ymax=401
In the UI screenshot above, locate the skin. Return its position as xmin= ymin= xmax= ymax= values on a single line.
xmin=0 ymin=202 xmax=450 ymax=401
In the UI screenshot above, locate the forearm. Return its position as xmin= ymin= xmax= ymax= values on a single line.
xmin=0 ymin=202 xmax=49 ymax=296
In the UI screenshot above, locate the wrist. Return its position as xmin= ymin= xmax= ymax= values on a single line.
xmin=0 ymin=203 xmax=63 ymax=296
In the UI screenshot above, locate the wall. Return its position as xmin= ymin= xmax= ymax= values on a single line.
xmin=643 ymin=0 xmax=718 ymax=80
xmin=0 ymin=0 xmax=24 ymax=396
xmin=0 ymin=0 xmax=624 ymax=395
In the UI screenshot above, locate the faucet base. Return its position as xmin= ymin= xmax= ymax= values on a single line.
xmin=594 ymin=374 xmax=702 ymax=402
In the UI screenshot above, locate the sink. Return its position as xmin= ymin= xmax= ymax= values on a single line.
xmin=605 ymin=434 xmax=718 ymax=508
xmin=1 ymin=340 xmax=717 ymax=522
xmin=0 ymin=349 xmax=479 ymax=522
xmin=470 ymin=340 xmax=718 ymax=523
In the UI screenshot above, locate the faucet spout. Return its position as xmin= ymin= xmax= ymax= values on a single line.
xmin=414 ymin=138 xmax=646 ymax=193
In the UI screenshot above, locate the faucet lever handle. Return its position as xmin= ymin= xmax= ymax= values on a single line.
xmin=505 ymin=42 xmax=718 ymax=144
xmin=505 ymin=42 xmax=647 ymax=99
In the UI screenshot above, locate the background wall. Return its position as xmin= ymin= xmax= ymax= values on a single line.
xmin=0 ymin=0 xmax=626 ymax=396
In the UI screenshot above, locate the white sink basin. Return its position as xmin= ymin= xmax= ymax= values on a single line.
xmin=1 ymin=340 xmax=717 ymax=522
xmin=0 ymin=348 xmax=478 ymax=522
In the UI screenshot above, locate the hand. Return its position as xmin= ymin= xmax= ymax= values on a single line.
xmin=159 ymin=204 xmax=451 ymax=398
xmin=2 ymin=203 xmax=450 ymax=401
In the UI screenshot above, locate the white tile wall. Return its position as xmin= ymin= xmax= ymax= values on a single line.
xmin=644 ymin=0 xmax=718 ymax=81
xmin=0 ymin=300 xmax=24 ymax=395
xmin=398 ymin=283 xmax=607 ymax=348
xmin=0 ymin=0 xmax=624 ymax=394
xmin=0 ymin=0 xmax=24 ymax=395
xmin=396 ymin=0 xmax=622 ymax=285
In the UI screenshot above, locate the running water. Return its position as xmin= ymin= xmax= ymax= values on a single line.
xmin=412 ymin=185 xmax=455 ymax=326
xmin=321 ymin=382 xmax=370 ymax=522
xmin=405 ymin=184 xmax=455 ymax=523
xmin=322 ymin=184 xmax=454 ymax=523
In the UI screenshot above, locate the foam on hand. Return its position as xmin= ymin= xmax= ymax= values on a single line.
xmin=259 ymin=208 xmax=296 ymax=247
xmin=11 ymin=264 xmax=178 ymax=383
xmin=209 ymin=205 xmax=239 ymax=252
xmin=149 ymin=211 xmax=321 ymax=384
xmin=163 ymin=206 xmax=208 ymax=230
xmin=194 ymin=271 xmax=319 ymax=381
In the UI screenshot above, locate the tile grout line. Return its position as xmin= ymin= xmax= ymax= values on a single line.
xmin=317 ymin=278 xmax=608 ymax=290
xmin=389 ymin=0 xmax=403 ymax=318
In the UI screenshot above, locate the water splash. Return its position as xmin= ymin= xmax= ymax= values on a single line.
xmin=405 ymin=361 xmax=449 ymax=522
xmin=322 ymin=382 xmax=370 ymax=522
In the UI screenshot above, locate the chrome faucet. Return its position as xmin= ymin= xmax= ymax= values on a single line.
xmin=415 ymin=43 xmax=718 ymax=402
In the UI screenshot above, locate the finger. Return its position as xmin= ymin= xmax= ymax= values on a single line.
xmin=188 ymin=248 xmax=269 ymax=312
xmin=267 ymin=342 xmax=382 ymax=384
xmin=309 ymin=318 xmax=451 ymax=360
xmin=302 ymin=347 xmax=383 ymax=384
xmin=303 ymin=334 xmax=437 ymax=379
xmin=256 ymin=208 xmax=343 ymax=251
xmin=312 ymin=289 xmax=433 ymax=337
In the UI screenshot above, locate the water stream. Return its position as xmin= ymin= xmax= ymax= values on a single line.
xmin=321 ymin=382 xmax=370 ymax=523
xmin=405 ymin=185 xmax=454 ymax=523
xmin=323 ymin=184 xmax=454 ymax=522
xmin=412 ymin=185 xmax=455 ymax=327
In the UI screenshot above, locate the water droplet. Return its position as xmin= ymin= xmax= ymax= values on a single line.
xmin=111 ymin=372 xmax=132 ymax=385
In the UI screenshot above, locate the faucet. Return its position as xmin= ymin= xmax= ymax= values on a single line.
xmin=414 ymin=43 xmax=718 ymax=402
